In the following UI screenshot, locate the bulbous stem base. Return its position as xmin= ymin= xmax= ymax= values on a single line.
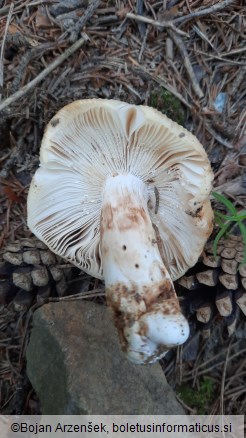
xmin=100 ymin=174 xmax=189 ymax=364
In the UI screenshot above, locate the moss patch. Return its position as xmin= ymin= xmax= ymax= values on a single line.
xmin=177 ymin=377 xmax=215 ymax=414
xmin=150 ymin=88 xmax=186 ymax=126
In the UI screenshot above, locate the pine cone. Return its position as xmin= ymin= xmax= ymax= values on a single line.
xmin=0 ymin=237 xmax=77 ymax=310
xmin=2 ymin=234 xmax=245 ymax=337
xmin=177 ymin=234 xmax=246 ymax=337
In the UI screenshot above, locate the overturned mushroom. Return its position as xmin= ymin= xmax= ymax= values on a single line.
xmin=27 ymin=99 xmax=213 ymax=364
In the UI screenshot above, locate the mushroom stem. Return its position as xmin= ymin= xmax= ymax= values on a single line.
xmin=100 ymin=174 xmax=189 ymax=364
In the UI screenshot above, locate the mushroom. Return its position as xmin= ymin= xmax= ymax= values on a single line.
xmin=27 ymin=99 xmax=213 ymax=364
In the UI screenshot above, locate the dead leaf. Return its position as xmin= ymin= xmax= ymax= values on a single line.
xmin=158 ymin=6 xmax=179 ymax=21
xmin=35 ymin=6 xmax=51 ymax=29
xmin=2 ymin=187 xmax=20 ymax=202
xmin=8 ymin=24 xmax=21 ymax=35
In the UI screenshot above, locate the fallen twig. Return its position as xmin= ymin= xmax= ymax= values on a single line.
xmin=136 ymin=0 xmax=146 ymax=38
xmin=220 ymin=340 xmax=232 ymax=415
xmin=133 ymin=64 xmax=192 ymax=108
xmin=67 ymin=0 xmax=100 ymax=43
xmin=0 ymin=2 xmax=14 ymax=101
xmin=205 ymin=125 xmax=234 ymax=149
xmin=183 ymin=347 xmax=246 ymax=381
xmin=126 ymin=12 xmax=189 ymax=38
xmin=168 ymin=29 xmax=204 ymax=99
xmin=0 ymin=0 xmax=26 ymax=16
xmin=9 ymin=42 xmax=58 ymax=94
xmin=50 ymin=288 xmax=105 ymax=301
xmin=186 ymin=341 xmax=240 ymax=376
xmin=0 ymin=34 xmax=89 ymax=114
xmin=175 ymin=394 xmax=197 ymax=414
xmin=0 ymin=147 xmax=21 ymax=179
xmin=83 ymin=58 xmax=192 ymax=108
xmin=138 ymin=25 xmax=150 ymax=63
xmin=173 ymin=0 xmax=235 ymax=26
xmin=229 ymin=66 xmax=246 ymax=96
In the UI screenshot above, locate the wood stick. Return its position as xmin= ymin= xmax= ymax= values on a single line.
xmin=68 ymin=0 xmax=100 ymax=42
xmin=136 ymin=0 xmax=146 ymax=38
xmin=0 ymin=3 xmax=14 ymax=101
xmin=168 ymin=29 xmax=204 ymax=99
xmin=126 ymin=12 xmax=189 ymax=37
xmin=205 ymin=125 xmax=233 ymax=149
xmin=0 ymin=34 xmax=89 ymax=113
xmin=220 ymin=341 xmax=232 ymax=415
xmin=94 ymin=58 xmax=192 ymax=108
xmin=173 ymin=0 xmax=235 ymax=26
xmin=10 ymin=42 xmax=58 ymax=94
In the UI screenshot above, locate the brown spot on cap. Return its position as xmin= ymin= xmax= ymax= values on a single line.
xmin=185 ymin=205 xmax=203 ymax=218
xmin=50 ymin=118 xmax=60 ymax=127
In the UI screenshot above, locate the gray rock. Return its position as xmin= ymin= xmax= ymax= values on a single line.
xmin=26 ymin=300 xmax=184 ymax=415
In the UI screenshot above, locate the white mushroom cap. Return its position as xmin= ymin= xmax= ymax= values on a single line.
xmin=28 ymin=99 xmax=213 ymax=281
xmin=27 ymin=99 xmax=213 ymax=364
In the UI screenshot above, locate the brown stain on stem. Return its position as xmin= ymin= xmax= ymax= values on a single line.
xmin=106 ymin=278 xmax=182 ymax=357
xmin=101 ymin=197 xmax=148 ymax=232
